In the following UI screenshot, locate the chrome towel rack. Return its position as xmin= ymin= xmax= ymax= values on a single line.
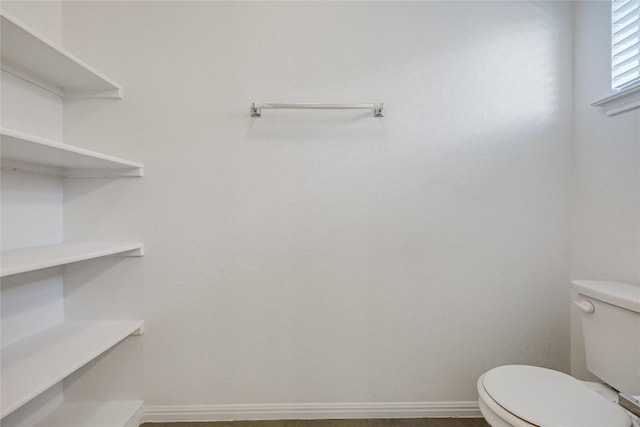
xmin=250 ymin=103 xmax=384 ymax=118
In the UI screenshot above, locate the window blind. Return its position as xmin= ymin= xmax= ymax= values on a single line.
xmin=612 ymin=0 xmax=640 ymax=89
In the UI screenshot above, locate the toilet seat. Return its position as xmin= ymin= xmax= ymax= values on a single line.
xmin=479 ymin=365 xmax=632 ymax=427
xmin=478 ymin=375 xmax=537 ymax=427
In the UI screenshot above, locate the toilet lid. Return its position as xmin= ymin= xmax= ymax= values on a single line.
xmin=482 ymin=365 xmax=631 ymax=427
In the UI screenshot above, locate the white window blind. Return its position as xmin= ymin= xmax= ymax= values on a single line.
xmin=612 ymin=0 xmax=640 ymax=89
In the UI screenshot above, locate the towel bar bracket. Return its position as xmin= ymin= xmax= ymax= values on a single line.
xmin=250 ymin=104 xmax=262 ymax=117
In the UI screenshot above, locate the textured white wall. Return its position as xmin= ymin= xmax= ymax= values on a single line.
xmin=571 ymin=1 xmax=640 ymax=379
xmin=1 ymin=0 xmax=62 ymax=44
xmin=62 ymin=1 xmax=573 ymax=406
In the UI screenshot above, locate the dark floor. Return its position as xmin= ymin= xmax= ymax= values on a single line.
xmin=141 ymin=418 xmax=490 ymax=427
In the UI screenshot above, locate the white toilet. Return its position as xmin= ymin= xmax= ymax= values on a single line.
xmin=477 ymin=280 xmax=640 ymax=427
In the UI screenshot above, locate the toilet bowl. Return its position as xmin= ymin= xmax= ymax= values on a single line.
xmin=477 ymin=280 xmax=640 ymax=427
xmin=477 ymin=365 xmax=635 ymax=427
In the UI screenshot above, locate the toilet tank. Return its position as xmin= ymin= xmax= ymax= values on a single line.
xmin=573 ymin=280 xmax=640 ymax=395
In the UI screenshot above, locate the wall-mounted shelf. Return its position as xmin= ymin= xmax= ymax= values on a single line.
xmin=0 ymin=129 xmax=143 ymax=177
xmin=24 ymin=400 xmax=143 ymax=427
xmin=1 ymin=321 xmax=144 ymax=418
xmin=1 ymin=242 xmax=144 ymax=278
xmin=0 ymin=13 xmax=122 ymax=98
xmin=1 ymin=7 xmax=144 ymax=425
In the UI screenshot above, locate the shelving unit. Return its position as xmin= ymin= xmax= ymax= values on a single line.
xmin=0 ymin=13 xmax=122 ymax=98
xmin=1 ymin=242 xmax=144 ymax=277
xmin=1 ymin=129 xmax=143 ymax=177
xmin=23 ymin=400 xmax=143 ymax=427
xmin=1 ymin=321 xmax=144 ymax=419
xmin=0 ymin=8 xmax=144 ymax=427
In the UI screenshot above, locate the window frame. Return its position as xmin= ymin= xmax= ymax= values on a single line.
xmin=592 ymin=0 xmax=640 ymax=115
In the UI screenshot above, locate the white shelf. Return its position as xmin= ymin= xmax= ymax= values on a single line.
xmin=24 ymin=400 xmax=143 ymax=427
xmin=1 ymin=129 xmax=144 ymax=177
xmin=1 ymin=321 xmax=144 ymax=419
xmin=0 ymin=12 xmax=122 ymax=98
xmin=1 ymin=242 xmax=144 ymax=278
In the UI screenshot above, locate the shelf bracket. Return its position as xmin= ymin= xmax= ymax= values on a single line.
xmin=64 ymin=88 xmax=123 ymax=100
xmin=132 ymin=322 xmax=145 ymax=336
xmin=108 ymin=247 xmax=145 ymax=257
xmin=66 ymin=167 xmax=144 ymax=178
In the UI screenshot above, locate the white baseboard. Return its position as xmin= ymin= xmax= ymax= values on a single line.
xmin=141 ymin=401 xmax=482 ymax=423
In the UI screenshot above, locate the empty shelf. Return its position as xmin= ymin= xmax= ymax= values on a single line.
xmin=1 ymin=129 xmax=143 ymax=177
xmin=0 ymin=13 xmax=122 ymax=98
xmin=1 ymin=321 xmax=143 ymax=418
xmin=21 ymin=400 xmax=143 ymax=427
xmin=1 ymin=242 xmax=144 ymax=277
